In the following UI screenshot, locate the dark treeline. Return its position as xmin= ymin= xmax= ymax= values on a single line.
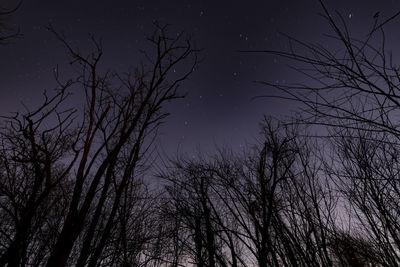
xmin=1 ymin=1 xmax=400 ymax=266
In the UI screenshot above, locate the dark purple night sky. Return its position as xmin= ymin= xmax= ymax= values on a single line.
xmin=1 ymin=0 xmax=400 ymax=157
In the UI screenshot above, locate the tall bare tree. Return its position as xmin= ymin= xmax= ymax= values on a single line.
xmin=256 ymin=0 xmax=400 ymax=265
xmin=0 ymin=23 xmax=198 ymax=267
xmin=161 ymin=119 xmax=342 ymax=267
xmin=162 ymin=158 xmax=233 ymax=267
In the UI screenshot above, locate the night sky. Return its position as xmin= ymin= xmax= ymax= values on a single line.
xmin=1 ymin=0 xmax=400 ymax=157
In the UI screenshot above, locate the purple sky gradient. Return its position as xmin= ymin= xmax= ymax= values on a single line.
xmin=1 ymin=0 xmax=399 ymax=157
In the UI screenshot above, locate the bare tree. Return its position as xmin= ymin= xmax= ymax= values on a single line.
xmin=0 ymin=88 xmax=78 ymax=266
xmin=255 ymin=0 xmax=400 ymax=265
xmin=161 ymin=119 xmax=342 ymax=267
xmin=210 ymin=120 xmax=338 ymax=267
xmin=325 ymin=129 xmax=400 ymax=266
xmin=214 ymin=121 xmax=301 ymax=267
xmin=161 ymin=158 xmax=233 ymax=267
xmin=0 ymin=23 xmax=198 ymax=267
xmin=257 ymin=0 xmax=400 ymax=140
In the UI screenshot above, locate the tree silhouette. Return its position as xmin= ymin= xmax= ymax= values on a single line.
xmin=4 ymin=0 xmax=400 ymax=266
xmin=257 ymin=0 xmax=400 ymax=265
xmin=0 ymin=23 xmax=197 ymax=266
xmin=161 ymin=120 xmax=341 ymax=266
